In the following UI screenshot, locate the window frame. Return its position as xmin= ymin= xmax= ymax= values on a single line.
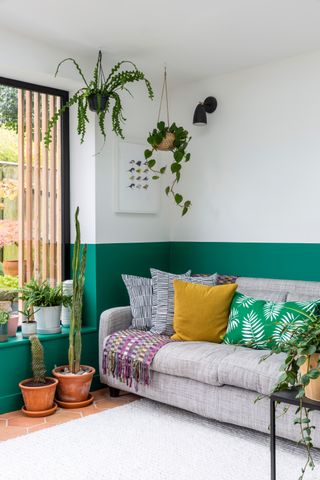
xmin=0 ymin=75 xmax=70 ymax=280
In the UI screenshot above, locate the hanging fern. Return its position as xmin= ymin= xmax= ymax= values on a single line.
xmin=44 ymin=51 xmax=154 ymax=148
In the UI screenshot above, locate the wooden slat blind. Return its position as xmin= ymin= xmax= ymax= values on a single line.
xmin=17 ymin=89 xmax=63 ymax=288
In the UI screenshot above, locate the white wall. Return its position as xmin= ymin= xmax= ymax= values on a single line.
xmin=95 ymin=85 xmax=170 ymax=244
xmin=170 ymin=50 xmax=320 ymax=243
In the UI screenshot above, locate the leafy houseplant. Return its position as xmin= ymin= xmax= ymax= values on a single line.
xmin=44 ymin=50 xmax=153 ymax=147
xmin=20 ymin=304 xmax=37 ymax=338
xmin=0 ymin=311 xmax=9 ymax=342
xmin=52 ymin=208 xmax=95 ymax=407
xmin=144 ymin=121 xmax=192 ymax=215
xmin=19 ymin=335 xmax=58 ymax=416
xmin=20 ymin=279 xmax=71 ymax=335
xmin=260 ymin=305 xmax=320 ymax=479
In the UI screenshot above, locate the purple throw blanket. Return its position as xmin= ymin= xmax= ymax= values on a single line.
xmin=102 ymin=329 xmax=174 ymax=390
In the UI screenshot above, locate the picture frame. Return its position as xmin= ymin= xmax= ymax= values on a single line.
xmin=113 ymin=139 xmax=160 ymax=214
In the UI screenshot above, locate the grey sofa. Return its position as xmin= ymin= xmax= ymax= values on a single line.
xmin=99 ymin=276 xmax=320 ymax=447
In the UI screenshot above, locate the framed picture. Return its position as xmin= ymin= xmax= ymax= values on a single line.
xmin=114 ymin=139 xmax=160 ymax=214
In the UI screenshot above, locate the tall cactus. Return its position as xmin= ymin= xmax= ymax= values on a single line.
xmin=30 ymin=335 xmax=46 ymax=383
xmin=69 ymin=207 xmax=87 ymax=374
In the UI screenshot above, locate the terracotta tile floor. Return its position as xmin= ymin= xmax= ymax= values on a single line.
xmin=0 ymin=388 xmax=137 ymax=441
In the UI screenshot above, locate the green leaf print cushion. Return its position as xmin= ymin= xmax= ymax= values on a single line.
xmin=223 ymin=291 xmax=320 ymax=350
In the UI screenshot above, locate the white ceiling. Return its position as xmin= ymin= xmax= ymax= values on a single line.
xmin=2 ymin=0 xmax=320 ymax=85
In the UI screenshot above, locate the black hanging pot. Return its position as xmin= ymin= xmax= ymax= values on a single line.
xmin=88 ymin=93 xmax=108 ymax=113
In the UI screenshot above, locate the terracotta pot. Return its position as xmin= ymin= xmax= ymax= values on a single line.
xmin=300 ymin=353 xmax=320 ymax=401
xmin=19 ymin=377 xmax=58 ymax=414
xmin=3 ymin=260 xmax=18 ymax=277
xmin=8 ymin=313 xmax=19 ymax=337
xmin=52 ymin=365 xmax=95 ymax=404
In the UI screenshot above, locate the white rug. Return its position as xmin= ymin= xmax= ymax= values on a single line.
xmin=0 ymin=399 xmax=319 ymax=480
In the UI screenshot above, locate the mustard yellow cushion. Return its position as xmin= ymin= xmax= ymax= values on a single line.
xmin=171 ymin=280 xmax=238 ymax=342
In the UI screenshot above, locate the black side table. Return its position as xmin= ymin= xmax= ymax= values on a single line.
xmin=270 ymin=389 xmax=320 ymax=480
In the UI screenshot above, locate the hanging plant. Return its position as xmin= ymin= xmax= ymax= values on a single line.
xmin=144 ymin=68 xmax=191 ymax=215
xmin=44 ymin=50 xmax=153 ymax=148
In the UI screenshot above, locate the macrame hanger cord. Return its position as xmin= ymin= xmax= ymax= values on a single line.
xmin=157 ymin=66 xmax=170 ymax=126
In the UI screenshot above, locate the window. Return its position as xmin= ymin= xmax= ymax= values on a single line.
xmin=0 ymin=78 xmax=70 ymax=291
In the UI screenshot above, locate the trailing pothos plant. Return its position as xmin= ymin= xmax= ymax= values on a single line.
xmin=144 ymin=121 xmax=191 ymax=215
xmin=44 ymin=50 xmax=153 ymax=147
xmin=259 ymin=305 xmax=320 ymax=480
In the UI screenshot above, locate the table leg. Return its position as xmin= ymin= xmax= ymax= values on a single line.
xmin=270 ymin=399 xmax=276 ymax=480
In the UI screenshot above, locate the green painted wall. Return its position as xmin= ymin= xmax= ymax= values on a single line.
xmin=170 ymin=242 xmax=320 ymax=281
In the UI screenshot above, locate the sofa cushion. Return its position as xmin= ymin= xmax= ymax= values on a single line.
xmin=151 ymin=341 xmax=284 ymax=395
xmin=223 ymin=292 xmax=320 ymax=349
xmin=122 ymin=274 xmax=152 ymax=330
xmin=172 ymin=281 xmax=237 ymax=342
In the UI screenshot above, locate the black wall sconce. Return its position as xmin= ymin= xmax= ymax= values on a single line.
xmin=193 ymin=96 xmax=218 ymax=126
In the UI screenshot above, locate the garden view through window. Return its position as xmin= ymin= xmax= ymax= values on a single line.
xmin=0 ymin=80 xmax=68 ymax=318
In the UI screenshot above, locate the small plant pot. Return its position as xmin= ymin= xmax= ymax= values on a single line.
xmin=3 ymin=260 xmax=18 ymax=277
xmin=52 ymin=365 xmax=96 ymax=405
xmin=155 ymin=132 xmax=175 ymax=151
xmin=21 ymin=320 xmax=37 ymax=338
xmin=88 ymin=94 xmax=108 ymax=113
xmin=0 ymin=323 xmax=8 ymax=342
xmin=8 ymin=313 xmax=19 ymax=337
xmin=19 ymin=377 xmax=58 ymax=415
xmin=300 ymin=353 xmax=320 ymax=401
xmin=34 ymin=306 xmax=62 ymax=334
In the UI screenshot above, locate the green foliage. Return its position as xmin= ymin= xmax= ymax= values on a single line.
xmin=0 ymin=275 xmax=19 ymax=290
xmin=0 ymin=126 xmax=18 ymax=163
xmin=0 ymin=311 xmax=9 ymax=325
xmin=20 ymin=279 xmax=72 ymax=308
xmin=145 ymin=121 xmax=192 ymax=215
xmin=259 ymin=305 xmax=320 ymax=479
xmin=69 ymin=207 xmax=87 ymax=374
xmin=29 ymin=335 xmax=46 ymax=384
xmin=45 ymin=51 xmax=154 ymax=148
xmin=0 ymin=86 xmax=18 ymax=132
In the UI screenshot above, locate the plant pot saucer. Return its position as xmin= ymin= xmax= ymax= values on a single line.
xmin=22 ymin=402 xmax=58 ymax=417
xmin=55 ymin=393 xmax=94 ymax=409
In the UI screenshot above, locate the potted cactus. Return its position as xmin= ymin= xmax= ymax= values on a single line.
xmin=0 ymin=311 xmax=9 ymax=342
xmin=19 ymin=335 xmax=58 ymax=417
xmin=52 ymin=207 xmax=95 ymax=408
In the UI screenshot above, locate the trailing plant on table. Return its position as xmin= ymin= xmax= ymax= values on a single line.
xmin=259 ymin=305 xmax=320 ymax=480
xmin=144 ymin=121 xmax=192 ymax=215
xmin=44 ymin=50 xmax=153 ymax=147
xmin=69 ymin=207 xmax=87 ymax=374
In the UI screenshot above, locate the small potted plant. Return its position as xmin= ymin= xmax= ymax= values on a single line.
xmin=19 ymin=335 xmax=58 ymax=417
xmin=0 ymin=311 xmax=9 ymax=342
xmin=44 ymin=50 xmax=153 ymax=147
xmin=20 ymin=304 xmax=37 ymax=338
xmin=20 ymin=279 xmax=72 ymax=335
xmin=53 ymin=208 xmax=95 ymax=408
xmin=144 ymin=121 xmax=192 ymax=216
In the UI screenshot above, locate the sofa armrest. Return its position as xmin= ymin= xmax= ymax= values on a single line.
xmin=99 ymin=307 xmax=132 ymax=374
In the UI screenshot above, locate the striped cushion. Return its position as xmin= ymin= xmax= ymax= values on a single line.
xmin=122 ymin=274 xmax=153 ymax=330
xmin=150 ymin=270 xmax=218 ymax=335
xmin=150 ymin=268 xmax=191 ymax=331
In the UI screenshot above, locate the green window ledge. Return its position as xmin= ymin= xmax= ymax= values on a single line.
xmin=0 ymin=326 xmax=97 ymax=349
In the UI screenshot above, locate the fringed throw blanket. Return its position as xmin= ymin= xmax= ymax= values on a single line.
xmin=102 ymin=329 xmax=174 ymax=390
